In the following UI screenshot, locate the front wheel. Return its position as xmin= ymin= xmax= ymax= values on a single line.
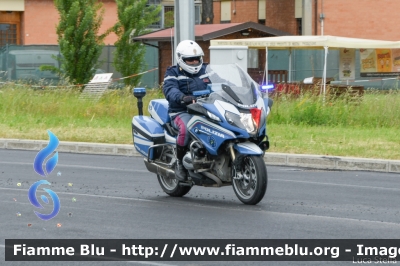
xmin=157 ymin=174 xmax=191 ymax=197
xmin=232 ymin=156 xmax=267 ymax=205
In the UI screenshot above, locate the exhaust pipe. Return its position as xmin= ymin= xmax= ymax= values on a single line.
xmin=144 ymin=158 xmax=224 ymax=187
xmin=202 ymin=171 xmax=223 ymax=187
xmin=144 ymin=158 xmax=176 ymax=179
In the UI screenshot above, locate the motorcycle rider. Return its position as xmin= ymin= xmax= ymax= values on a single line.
xmin=163 ymin=40 xmax=211 ymax=181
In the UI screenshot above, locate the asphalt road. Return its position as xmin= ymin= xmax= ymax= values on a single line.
xmin=1 ymin=149 xmax=400 ymax=266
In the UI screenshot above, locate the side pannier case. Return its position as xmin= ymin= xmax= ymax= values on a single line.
xmin=132 ymin=116 xmax=165 ymax=158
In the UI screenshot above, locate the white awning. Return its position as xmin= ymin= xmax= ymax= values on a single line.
xmin=211 ymin=35 xmax=400 ymax=95
xmin=210 ymin=35 xmax=400 ymax=49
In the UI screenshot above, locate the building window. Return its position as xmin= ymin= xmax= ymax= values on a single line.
xmin=221 ymin=1 xmax=231 ymax=23
xmin=194 ymin=5 xmax=201 ymax=25
xmin=164 ymin=6 xmax=174 ymax=28
xmin=148 ymin=2 xmax=201 ymax=29
xmin=258 ymin=0 xmax=266 ymax=21
xmin=0 ymin=24 xmax=17 ymax=47
xmin=147 ymin=0 xmax=162 ymax=29
xmin=296 ymin=18 xmax=302 ymax=35
xmin=258 ymin=19 xmax=265 ymax=25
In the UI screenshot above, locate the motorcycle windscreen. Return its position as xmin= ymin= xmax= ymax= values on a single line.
xmin=205 ymin=64 xmax=258 ymax=106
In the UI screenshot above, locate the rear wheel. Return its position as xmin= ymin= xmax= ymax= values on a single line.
xmin=232 ymin=155 xmax=267 ymax=205
xmin=157 ymin=174 xmax=191 ymax=197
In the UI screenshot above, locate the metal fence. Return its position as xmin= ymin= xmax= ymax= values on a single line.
xmin=2 ymin=44 xmax=396 ymax=90
xmin=0 ymin=44 xmax=159 ymax=88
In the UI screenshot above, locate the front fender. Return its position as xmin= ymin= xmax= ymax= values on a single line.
xmin=233 ymin=142 xmax=263 ymax=155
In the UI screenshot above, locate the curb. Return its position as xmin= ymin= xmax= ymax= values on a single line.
xmin=1 ymin=138 xmax=399 ymax=174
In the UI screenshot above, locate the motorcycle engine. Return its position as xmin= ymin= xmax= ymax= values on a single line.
xmin=211 ymin=154 xmax=232 ymax=182
xmin=182 ymin=150 xmax=231 ymax=182
xmin=182 ymin=152 xmax=194 ymax=170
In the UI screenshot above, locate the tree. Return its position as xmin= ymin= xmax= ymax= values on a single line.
xmin=113 ymin=0 xmax=161 ymax=86
xmin=53 ymin=0 xmax=108 ymax=84
xmin=201 ymin=0 xmax=214 ymax=24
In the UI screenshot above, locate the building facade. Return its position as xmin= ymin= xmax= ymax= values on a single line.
xmin=1 ymin=0 xmax=400 ymax=48
xmin=1 ymin=0 xmax=400 ymax=87
xmin=213 ymin=0 xmax=400 ymax=41
xmin=0 ymin=0 xmax=118 ymax=46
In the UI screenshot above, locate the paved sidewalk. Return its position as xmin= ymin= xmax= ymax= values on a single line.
xmin=1 ymin=138 xmax=399 ymax=174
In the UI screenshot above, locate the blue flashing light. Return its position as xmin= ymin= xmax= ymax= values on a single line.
xmin=133 ymin=87 xmax=146 ymax=98
xmin=261 ymin=84 xmax=274 ymax=93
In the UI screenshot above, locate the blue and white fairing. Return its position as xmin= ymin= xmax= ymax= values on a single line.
xmin=187 ymin=116 xmax=237 ymax=156
xmin=184 ymin=64 xmax=270 ymax=155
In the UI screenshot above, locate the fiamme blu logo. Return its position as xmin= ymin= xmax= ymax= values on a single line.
xmin=28 ymin=130 xmax=61 ymax=221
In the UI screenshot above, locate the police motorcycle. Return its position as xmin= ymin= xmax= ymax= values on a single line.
xmin=132 ymin=64 xmax=273 ymax=205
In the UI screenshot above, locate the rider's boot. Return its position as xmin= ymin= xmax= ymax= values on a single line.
xmin=175 ymin=145 xmax=188 ymax=181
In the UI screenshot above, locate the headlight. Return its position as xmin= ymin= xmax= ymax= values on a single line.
xmin=240 ymin=113 xmax=257 ymax=134
xmin=225 ymin=111 xmax=245 ymax=130
xmin=207 ymin=111 xmax=221 ymax=121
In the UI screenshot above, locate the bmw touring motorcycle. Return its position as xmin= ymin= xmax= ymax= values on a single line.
xmin=132 ymin=64 xmax=273 ymax=205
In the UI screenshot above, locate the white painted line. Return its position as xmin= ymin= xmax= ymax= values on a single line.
xmin=2 ymin=185 xmax=400 ymax=227
xmin=270 ymin=178 xmax=400 ymax=191
xmin=0 ymin=187 xmax=155 ymax=202
xmin=0 ymin=161 xmax=147 ymax=173
xmin=265 ymin=210 xmax=400 ymax=227
xmin=0 ymin=162 xmax=30 ymax=165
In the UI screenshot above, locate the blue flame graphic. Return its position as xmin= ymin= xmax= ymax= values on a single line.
xmin=28 ymin=180 xmax=60 ymax=221
xmin=33 ymin=130 xmax=59 ymax=176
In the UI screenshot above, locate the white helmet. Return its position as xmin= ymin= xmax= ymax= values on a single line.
xmin=175 ymin=40 xmax=204 ymax=74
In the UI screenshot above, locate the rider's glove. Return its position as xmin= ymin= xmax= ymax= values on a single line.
xmin=181 ymin=95 xmax=196 ymax=105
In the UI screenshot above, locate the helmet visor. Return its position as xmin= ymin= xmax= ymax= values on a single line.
xmin=183 ymin=56 xmax=201 ymax=64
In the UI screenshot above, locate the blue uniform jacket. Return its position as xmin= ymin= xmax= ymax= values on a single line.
xmin=163 ymin=64 xmax=211 ymax=113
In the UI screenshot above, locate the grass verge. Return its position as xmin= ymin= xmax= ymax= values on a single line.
xmin=0 ymin=85 xmax=399 ymax=160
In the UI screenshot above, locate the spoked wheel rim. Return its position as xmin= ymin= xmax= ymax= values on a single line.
xmin=159 ymin=174 xmax=179 ymax=190
xmin=233 ymin=157 xmax=257 ymax=200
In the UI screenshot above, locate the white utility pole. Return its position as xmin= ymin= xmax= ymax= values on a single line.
xmin=174 ymin=0 xmax=195 ymax=64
